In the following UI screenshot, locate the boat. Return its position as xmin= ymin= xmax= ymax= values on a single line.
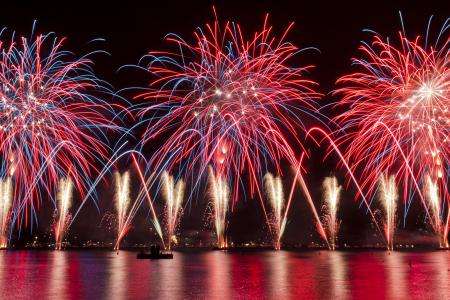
xmin=136 ymin=245 xmax=173 ymax=259
xmin=212 ymin=246 xmax=229 ymax=251
xmin=436 ymin=247 xmax=449 ymax=251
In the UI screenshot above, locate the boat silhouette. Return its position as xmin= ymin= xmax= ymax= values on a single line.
xmin=136 ymin=245 xmax=173 ymax=259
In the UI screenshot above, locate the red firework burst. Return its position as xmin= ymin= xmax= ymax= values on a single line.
xmin=135 ymin=12 xmax=321 ymax=205
xmin=334 ymin=22 xmax=449 ymax=209
xmin=0 ymin=27 xmax=116 ymax=224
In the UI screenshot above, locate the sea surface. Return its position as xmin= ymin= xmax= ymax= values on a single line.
xmin=0 ymin=249 xmax=448 ymax=299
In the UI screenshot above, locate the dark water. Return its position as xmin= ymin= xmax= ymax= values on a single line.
xmin=0 ymin=250 xmax=448 ymax=299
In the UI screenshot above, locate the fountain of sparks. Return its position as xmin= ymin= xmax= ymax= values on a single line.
xmin=54 ymin=178 xmax=73 ymax=250
xmin=161 ymin=171 xmax=185 ymax=250
xmin=0 ymin=177 xmax=13 ymax=249
xmin=114 ymin=171 xmax=131 ymax=251
xmin=264 ymin=173 xmax=286 ymax=250
xmin=208 ymin=167 xmax=229 ymax=249
xmin=424 ymin=175 xmax=448 ymax=248
xmin=322 ymin=177 xmax=342 ymax=250
xmin=379 ymin=174 xmax=398 ymax=251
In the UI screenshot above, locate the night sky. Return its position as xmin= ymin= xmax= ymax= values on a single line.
xmin=2 ymin=1 xmax=448 ymax=247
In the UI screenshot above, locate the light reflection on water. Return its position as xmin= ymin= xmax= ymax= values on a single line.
xmin=49 ymin=251 xmax=67 ymax=298
xmin=386 ymin=251 xmax=407 ymax=299
xmin=206 ymin=251 xmax=231 ymax=298
xmin=0 ymin=250 xmax=448 ymax=299
xmin=328 ymin=251 xmax=348 ymax=299
xmin=108 ymin=252 xmax=127 ymax=299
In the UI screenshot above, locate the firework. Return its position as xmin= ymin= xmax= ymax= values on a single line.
xmin=424 ymin=175 xmax=448 ymax=248
xmin=0 ymin=25 xmax=116 ymax=228
xmin=334 ymin=19 xmax=449 ymax=217
xmin=54 ymin=178 xmax=73 ymax=250
xmin=379 ymin=174 xmax=398 ymax=251
xmin=131 ymin=155 xmax=165 ymax=248
xmin=161 ymin=171 xmax=185 ymax=250
xmin=209 ymin=167 xmax=229 ymax=249
xmin=114 ymin=171 xmax=131 ymax=251
xmin=322 ymin=177 xmax=342 ymax=250
xmin=135 ymin=11 xmax=321 ymax=225
xmin=264 ymin=173 xmax=286 ymax=250
xmin=0 ymin=177 xmax=12 ymax=249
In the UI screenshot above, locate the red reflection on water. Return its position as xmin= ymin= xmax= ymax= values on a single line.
xmin=49 ymin=252 xmax=67 ymax=298
xmin=385 ymin=252 xmax=407 ymax=299
xmin=347 ymin=252 xmax=387 ymax=299
xmin=230 ymin=252 xmax=266 ymax=298
xmin=108 ymin=252 xmax=128 ymax=299
xmin=5 ymin=252 xmax=36 ymax=299
xmin=66 ymin=253 xmax=83 ymax=298
xmin=266 ymin=251 xmax=295 ymax=299
xmin=267 ymin=251 xmax=289 ymax=298
xmin=432 ymin=251 xmax=449 ymax=299
xmin=327 ymin=251 xmax=348 ymax=298
xmin=108 ymin=251 xmax=154 ymax=298
xmin=207 ymin=252 xmax=231 ymax=298
xmin=406 ymin=252 xmax=449 ymax=299
xmin=153 ymin=252 xmax=183 ymax=298
xmin=288 ymin=252 xmax=319 ymax=299
xmin=0 ymin=250 xmax=448 ymax=298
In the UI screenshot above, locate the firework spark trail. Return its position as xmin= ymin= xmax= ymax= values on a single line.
xmin=296 ymin=173 xmax=330 ymax=246
xmin=0 ymin=25 xmax=119 ymax=229
xmin=283 ymin=155 xmax=304 ymax=226
xmin=134 ymin=12 xmax=322 ymax=229
xmin=334 ymin=20 xmax=449 ymax=219
xmin=280 ymin=154 xmax=305 ymax=243
xmin=379 ymin=174 xmax=398 ymax=251
xmin=322 ymin=177 xmax=342 ymax=250
xmin=208 ymin=167 xmax=229 ymax=249
xmin=161 ymin=171 xmax=185 ymax=250
xmin=55 ymin=178 xmax=73 ymax=250
xmin=0 ymin=177 xmax=12 ymax=249
xmin=425 ymin=175 xmax=448 ymax=248
xmin=131 ymin=154 xmax=165 ymax=248
xmin=264 ymin=173 xmax=286 ymax=250
xmin=114 ymin=171 xmax=131 ymax=251
xmin=64 ymin=148 xmax=164 ymax=248
xmin=307 ymin=127 xmax=386 ymax=242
